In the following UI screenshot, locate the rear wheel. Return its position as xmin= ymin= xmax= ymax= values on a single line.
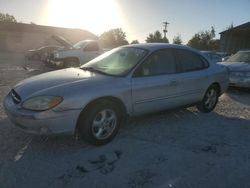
xmin=78 ymin=101 xmax=121 ymax=145
xmin=196 ymin=85 xmax=219 ymax=113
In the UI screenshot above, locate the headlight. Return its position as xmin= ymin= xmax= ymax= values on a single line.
xmin=22 ymin=96 xmax=63 ymax=111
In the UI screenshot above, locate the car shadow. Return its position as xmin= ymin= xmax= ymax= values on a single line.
xmin=226 ymin=87 xmax=250 ymax=106
xmin=1 ymin=107 xmax=249 ymax=158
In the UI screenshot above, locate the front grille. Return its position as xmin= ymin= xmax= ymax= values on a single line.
xmin=10 ymin=89 xmax=21 ymax=104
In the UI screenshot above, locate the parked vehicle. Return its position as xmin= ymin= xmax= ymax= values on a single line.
xmin=45 ymin=40 xmax=103 ymax=68
xmin=4 ymin=44 xmax=229 ymax=145
xmin=201 ymin=51 xmax=223 ymax=63
xmin=25 ymin=35 xmax=73 ymax=61
xmin=26 ymin=45 xmax=61 ymax=61
xmin=217 ymin=52 xmax=231 ymax=61
xmin=220 ymin=50 xmax=250 ymax=88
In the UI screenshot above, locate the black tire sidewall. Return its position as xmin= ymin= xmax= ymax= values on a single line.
xmin=198 ymin=86 xmax=219 ymax=113
xmin=78 ymin=101 xmax=121 ymax=145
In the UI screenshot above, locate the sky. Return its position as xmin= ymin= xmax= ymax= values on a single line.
xmin=0 ymin=0 xmax=250 ymax=43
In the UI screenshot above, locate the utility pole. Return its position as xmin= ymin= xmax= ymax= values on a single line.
xmin=163 ymin=21 xmax=169 ymax=39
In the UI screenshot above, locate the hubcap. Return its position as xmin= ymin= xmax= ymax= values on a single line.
xmin=204 ymin=89 xmax=217 ymax=109
xmin=91 ymin=109 xmax=117 ymax=140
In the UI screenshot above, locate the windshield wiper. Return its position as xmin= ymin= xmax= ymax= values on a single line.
xmin=81 ymin=66 xmax=95 ymax=71
xmin=81 ymin=67 xmax=109 ymax=75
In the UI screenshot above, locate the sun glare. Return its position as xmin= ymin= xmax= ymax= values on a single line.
xmin=47 ymin=0 xmax=122 ymax=35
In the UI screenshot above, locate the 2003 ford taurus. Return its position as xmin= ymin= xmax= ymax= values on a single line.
xmin=4 ymin=44 xmax=229 ymax=145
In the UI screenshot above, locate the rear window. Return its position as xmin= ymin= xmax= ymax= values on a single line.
xmin=175 ymin=49 xmax=208 ymax=72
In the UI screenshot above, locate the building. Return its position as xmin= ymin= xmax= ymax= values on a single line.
xmin=0 ymin=22 xmax=97 ymax=52
xmin=220 ymin=22 xmax=250 ymax=54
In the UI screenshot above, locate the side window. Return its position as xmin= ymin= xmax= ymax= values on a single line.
xmin=84 ymin=42 xmax=99 ymax=51
xmin=134 ymin=49 xmax=176 ymax=77
xmin=175 ymin=49 xmax=208 ymax=72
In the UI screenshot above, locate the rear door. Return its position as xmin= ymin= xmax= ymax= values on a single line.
xmin=173 ymin=49 xmax=210 ymax=105
xmin=131 ymin=49 xmax=182 ymax=115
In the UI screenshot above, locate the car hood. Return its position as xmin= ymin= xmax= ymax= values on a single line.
xmin=14 ymin=68 xmax=110 ymax=100
xmin=51 ymin=35 xmax=73 ymax=48
xmin=219 ymin=62 xmax=250 ymax=72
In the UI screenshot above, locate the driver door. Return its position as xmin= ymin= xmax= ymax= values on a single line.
xmin=131 ymin=49 xmax=181 ymax=115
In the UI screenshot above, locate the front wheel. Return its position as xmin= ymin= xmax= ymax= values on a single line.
xmin=196 ymin=85 xmax=219 ymax=113
xmin=78 ymin=101 xmax=121 ymax=145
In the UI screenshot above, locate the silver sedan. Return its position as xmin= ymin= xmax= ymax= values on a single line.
xmin=4 ymin=44 xmax=229 ymax=145
xmin=220 ymin=50 xmax=250 ymax=88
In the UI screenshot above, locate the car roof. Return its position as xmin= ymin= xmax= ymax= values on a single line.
xmin=122 ymin=43 xmax=212 ymax=64
xmin=200 ymin=51 xmax=214 ymax=53
xmin=124 ymin=43 xmax=199 ymax=52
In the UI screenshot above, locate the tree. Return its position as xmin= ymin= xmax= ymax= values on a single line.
xmin=146 ymin=33 xmax=155 ymax=43
xmin=172 ymin=35 xmax=182 ymax=44
xmin=0 ymin=12 xmax=17 ymax=22
xmin=131 ymin=40 xmax=139 ymax=44
xmin=99 ymin=28 xmax=129 ymax=48
xmin=145 ymin=30 xmax=169 ymax=43
xmin=226 ymin=23 xmax=234 ymax=30
xmin=187 ymin=26 xmax=218 ymax=50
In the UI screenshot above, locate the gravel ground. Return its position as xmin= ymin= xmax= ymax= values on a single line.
xmin=0 ymin=53 xmax=250 ymax=188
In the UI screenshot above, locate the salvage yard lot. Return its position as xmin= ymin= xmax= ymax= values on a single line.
xmin=0 ymin=53 xmax=250 ymax=188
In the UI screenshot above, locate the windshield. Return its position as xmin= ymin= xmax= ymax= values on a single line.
xmin=73 ymin=40 xmax=89 ymax=48
xmin=81 ymin=47 xmax=148 ymax=76
xmin=227 ymin=51 xmax=250 ymax=63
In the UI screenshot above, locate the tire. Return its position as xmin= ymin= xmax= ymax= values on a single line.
xmin=78 ymin=100 xmax=122 ymax=145
xmin=196 ymin=85 xmax=219 ymax=113
xmin=64 ymin=60 xmax=79 ymax=68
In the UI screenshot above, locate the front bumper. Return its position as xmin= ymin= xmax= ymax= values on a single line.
xmin=229 ymin=76 xmax=250 ymax=88
xmin=43 ymin=58 xmax=64 ymax=68
xmin=4 ymin=93 xmax=81 ymax=135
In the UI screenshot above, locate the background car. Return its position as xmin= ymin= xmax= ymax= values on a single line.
xmin=26 ymin=45 xmax=61 ymax=61
xmin=45 ymin=40 xmax=104 ymax=68
xmin=4 ymin=44 xmax=229 ymax=145
xmin=220 ymin=50 xmax=250 ymax=88
xmin=201 ymin=51 xmax=223 ymax=63
xmin=25 ymin=35 xmax=73 ymax=61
